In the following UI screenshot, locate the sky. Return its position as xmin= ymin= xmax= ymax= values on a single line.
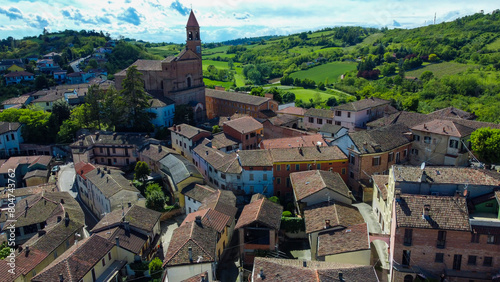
xmin=0 ymin=0 xmax=498 ymax=43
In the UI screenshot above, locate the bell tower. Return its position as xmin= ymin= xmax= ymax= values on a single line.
xmin=186 ymin=10 xmax=201 ymax=55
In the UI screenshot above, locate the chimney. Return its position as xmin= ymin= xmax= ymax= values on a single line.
xmin=158 ymin=145 xmax=162 ymax=153
xmin=178 ymin=125 xmax=181 ymax=132
xmin=422 ymin=204 xmax=430 ymax=218
xmin=124 ymin=221 xmax=130 ymax=232
xmin=200 ymin=272 xmax=207 ymax=282
xmin=259 ymin=268 xmax=265 ymax=279
xmin=25 ymin=245 xmax=30 ymax=257
xmin=95 ymin=131 xmax=100 ymax=140
xmin=113 ymin=132 xmax=117 ymax=140
xmin=64 ymin=212 xmax=70 ymax=225
xmin=57 ymin=216 xmax=62 ymax=222
xmin=60 ymin=198 xmax=65 ymax=204
xmin=303 ymin=260 xmax=307 ymax=267
xmin=115 ymin=236 xmax=120 ymax=247
xmin=299 ymin=147 xmax=303 ymax=155
xmin=395 ymin=189 xmax=401 ymax=201
xmin=442 ymin=127 xmax=446 ymax=133
xmin=59 ymin=274 xmax=64 ymax=282
xmin=324 ymin=219 xmax=331 ymax=229
xmin=173 ymin=124 xmax=176 ymax=131
xmin=38 ymin=230 xmax=46 ymax=237
xmin=339 ymin=272 xmax=344 ymax=281
xmin=25 ymin=199 xmax=29 ymax=211
xmin=97 ymin=167 xmax=101 ymax=173
xmin=128 ymin=202 xmax=132 ymax=208
xmin=423 ymin=124 xmax=427 ymax=130
xmin=195 ymin=216 xmax=202 ymax=226
xmin=455 ymin=190 xmax=461 ymax=199
xmin=205 ymin=150 xmax=209 ymax=156
xmin=188 ymin=246 xmax=193 ymax=263
xmin=107 ymin=176 xmax=109 ymax=183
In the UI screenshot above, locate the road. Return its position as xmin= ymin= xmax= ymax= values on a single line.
xmin=69 ymin=55 xmax=90 ymax=72
xmin=57 ymin=162 xmax=98 ymax=231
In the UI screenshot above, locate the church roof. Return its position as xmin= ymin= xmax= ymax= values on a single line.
xmin=187 ymin=10 xmax=199 ymax=27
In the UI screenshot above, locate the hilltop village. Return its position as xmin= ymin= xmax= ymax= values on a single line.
xmin=0 ymin=10 xmax=499 ymax=282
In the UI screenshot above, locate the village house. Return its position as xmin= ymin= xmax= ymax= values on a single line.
xmin=303 ymin=108 xmax=335 ymax=130
xmin=410 ymin=118 xmax=500 ymax=166
xmin=70 ymin=131 xmax=156 ymax=167
xmin=115 ymin=11 xmax=206 ymax=121
xmin=331 ymin=97 xmax=396 ymax=131
xmin=91 ymin=204 xmax=162 ymax=261
xmin=222 ymin=116 xmax=263 ymax=150
xmin=0 ymin=122 xmax=24 ymax=158
xmin=390 ymin=193 xmax=500 ymax=281
xmin=0 ymin=183 xmax=55 ymax=212
xmin=32 ymin=234 xmax=136 ymax=282
xmin=269 ymin=145 xmax=348 ymax=201
xmin=182 ymin=184 xmax=217 ymax=214
xmin=81 ymin=166 xmax=144 ymax=219
xmin=0 ymin=59 xmax=24 ymax=71
xmin=169 ymin=123 xmax=211 ymax=162
xmin=331 ymin=123 xmax=412 ymax=198
xmin=205 ymin=88 xmax=279 ymax=119
xmin=235 ymin=194 xmax=283 ymax=266
xmin=147 ymin=95 xmax=176 ymax=128
xmin=260 ymin=134 xmax=326 ymax=150
xmin=304 ymin=201 xmax=366 ymax=262
xmin=138 ymin=143 xmax=175 ymax=173
xmin=0 ymin=155 xmax=52 ymax=188
xmin=30 ymin=92 xmax=65 ymax=112
xmin=0 ymin=192 xmax=85 ymax=282
xmin=261 ymin=117 xmax=309 ymax=140
xmin=4 ymin=71 xmax=34 ymax=85
xmin=319 ymin=123 xmax=349 ymax=140
xmin=192 ymin=138 xmax=242 ymax=191
xmin=290 ymin=170 xmax=354 ymax=215
xmin=251 ymin=257 xmax=379 ymax=282
xmin=1 ymin=94 xmax=33 ymax=109
xmin=377 ymin=165 xmax=500 ymax=235
xmin=237 ymin=150 xmax=274 ymax=197
xmin=210 ymin=131 xmax=241 ymax=153
xmin=163 ymin=220 xmax=218 ymax=281
xmin=276 ymin=106 xmax=306 ymax=119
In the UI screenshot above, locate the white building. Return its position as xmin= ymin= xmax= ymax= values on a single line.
xmin=147 ymin=96 xmax=175 ymax=128
xmin=0 ymin=122 xmax=23 ymax=158
xmin=169 ymin=124 xmax=211 ymax=162
xmin=332 ymin=97 xmax=394 ymax=131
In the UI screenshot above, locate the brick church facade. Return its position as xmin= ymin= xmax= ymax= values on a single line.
xmin=115 ymin=10 xmax=206 ymax=121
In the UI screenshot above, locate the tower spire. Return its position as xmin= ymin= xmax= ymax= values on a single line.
xmin=186 ymin=10 xmax=201 ymax=54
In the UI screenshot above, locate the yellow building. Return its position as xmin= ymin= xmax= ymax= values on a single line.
xmin=7 ymin=64 xmax=24 ymax=72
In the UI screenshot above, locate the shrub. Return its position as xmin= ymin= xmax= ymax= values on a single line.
xmin=282 ymin=211 xmax=292 ymax=217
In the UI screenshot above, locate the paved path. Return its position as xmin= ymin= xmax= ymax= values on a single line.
xmin=353 ymin=202 xmax=390 ymax=270
xmin=160 ymin=214 xmax=186 ymax=256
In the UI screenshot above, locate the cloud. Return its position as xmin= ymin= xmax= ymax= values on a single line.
xmin=117 ymin=7 xmax=143 ymax=26
xmin=233 ymin=12 xmax=251 ymax=20
xmin=170 ymin=0 xmax=189 ymax=16
xmin=0 ymin=7 xmax=23 ymax=20
xmin=28 ymin=15 xmax=49 ymax=29
xmin=61 ymin=8 xmax=113 ymax=25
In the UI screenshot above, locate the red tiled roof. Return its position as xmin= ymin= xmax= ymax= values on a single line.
xmin=261 ymin=134 xmax=326 ymax=149
xmin=317 ymin=223 xmax=369 ymax=257
xmin=74 ymin=161 xmax=96 ymax=180
xmin=4 ymin=71 xmax=34 ymax=78
xmin=235 ymin=197 xmax=283 ymax=230
xmin=395 ymin=194 xmax=471 ymax=231
xmin=412 ymin=119 xmax=474 ymax=137
xmin=290 ymin=170 xmax=351 ymax=201
xmin=223 ymin=116 xmax=263 ymax=134
xmin=372 ymin=175 xmax=389 ymax=201
xmin=182 ymin=208 xmax=230 ymax=233
xmin=186 ymin=10 xmax=199 ymax=27
xmin=304 ymin=202 xmax=364 ymax=234
xmin=276 ymin=106 xmax=306 ymax=116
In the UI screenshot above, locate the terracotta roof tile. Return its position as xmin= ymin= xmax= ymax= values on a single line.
xmin=4 ymin=71 xmax=34 ymax=78
xmin=237 ymin=149 xmax=273 ymax=167
xmin=291 ymin=170 xmax=351 ymax=201
xmin=317 ymin=223 xmax=369 ymax=257
xmin=163 ymin=221 xmax=217 ymax=267
xmin=206 ymin=89 xmax=272 ymax=106
xmin=276 ymin=106 xmax=306 ymax=116
xmin=91 ymin=205 xmax=161 ymax=233
xmin=182 ymin=208 xmax=230 ymax=233
xmin=31 ymin=235 xmax=115 ymax=282
xmin=74 ymin=161 xmax=96 ymax=180
xmin=182 ymin=184 xmax=217 ymax=203
xmin=261 ymin=134 xmax=326 ymax=149
xmin=211 ymin=133 xmax=240 ymax=149
xmin=269 ymin=145 xmax=347 ymax=163
xmin=139 ymin=143 xmax=175 ymax=162
xmin=304 ymin=108 xmax=334 ymax=119
xmin=393 ymin=165 xmax=500 ymax=186
xmin=169 ymin=123 xmax=210 ymax=139
xmin=85 ymin=167 xmax=139 ymax=198
xmin=304 ymin=202 xmax=364 ymax=234
xmin=198 ymin=190 xmax=237 ymax=221
xmin=333 ymin=97 xmax=390 ymax=112
xmin=192 ymin=139 xmax=242 ymax=174
xmin=252 ymin=257 xmax=379 ymax=282
xmin=350 ymin=123 xmax=411 ymax=154
xmin=235 ymin=197 xmax=283 ymax=230
xmin=223 ymin=116 xmax=263 ymax=134
xmin=395 ymin=194 xmax=471 ymax=231
xmin=412 ymin=119 xmax=475 ymax=137
xmin=2 ymin=96 xmax=30 ymax=105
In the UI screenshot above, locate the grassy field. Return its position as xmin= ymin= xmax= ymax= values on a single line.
xmin=486 ymin=37 xmax=500 ymax=51
xmin=147 ymin=45 xmax=180 ymax=57
xmin=345 ymin=33 xmax=384 ymax=52
xmin=203 ymin=78 xmax=233 ymax=89
xmin=202 ymin=60 xmax=246 ymax=87
xmin=289 ymin=62 xmax=357 ymax=83
xmin=405 ymin=62 xmax=477 ymax=78
xmin=288 ymin=88 xmax=337 ymax=102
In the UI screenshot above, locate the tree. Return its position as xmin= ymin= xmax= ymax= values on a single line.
xmin=35 ymin=75 xmax=49 ymax=90
xmin=146 ymin=190 xmax=167 ymax=212
xmin=470 ymin=128 xmax=500 ymax=165
xmin=228 ymin=59 xmax=234 ymax=70
xmin=134 ymin=161 xmax=151 ymax=182
xmin=120 ymin=65 xmax=151 ymax=130
xmin=317 ymin=82 xmax=326 ymax=91
xmin=102 ymin=86 xmax=126 ymax=129
xmin=145 ymin=182 xmax=162 ymax=197
xmin=402 ymin=96 xmax=419 ymax=112
xmin=212 ymin=125 xmax=221 ymax=134
xmin=326 ymin=96 xmax=338 ymax=107
xmin=173 ymin=104 xmax=194 ymax=125
xmin=48 ymin=101 xmax=72 ymax=136
xmin=420 ymin=71 xmax=434 ymax=82
xmin=268 ymin=196 xmax=280 ymax=205
xmin=149 ymin=257 xmax=163 ymax=277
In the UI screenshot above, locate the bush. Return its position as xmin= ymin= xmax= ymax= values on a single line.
xmin=280 ymin=217 xmax=305 ymax=233
xmin=149 ymin=258 xmax=163 ymax=277
xmin=282 ymin=211 xmax=292 ymax=217
xmin=268 ymin=196 xmax=280 ymax=205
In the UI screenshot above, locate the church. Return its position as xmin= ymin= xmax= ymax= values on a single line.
xmin=115 ymin=10 xmax=206 ymax=122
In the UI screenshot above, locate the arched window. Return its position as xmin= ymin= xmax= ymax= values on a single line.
xmin=187 ymin=76 xmax=192 ymax=88
xmin=404 ymin=275 xmax=413 ymax=282
xmin=188 ymin=31 xmax=193 ymax=40
xmin=195 ymin=32 xmax=199 ymax=40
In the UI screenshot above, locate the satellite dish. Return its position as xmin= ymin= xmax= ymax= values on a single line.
xmin=420 ymin=162 xmax=426 ymax=170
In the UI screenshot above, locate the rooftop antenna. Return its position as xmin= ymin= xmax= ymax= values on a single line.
xmin=420 ymin=162 xmax=426 ymax=170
